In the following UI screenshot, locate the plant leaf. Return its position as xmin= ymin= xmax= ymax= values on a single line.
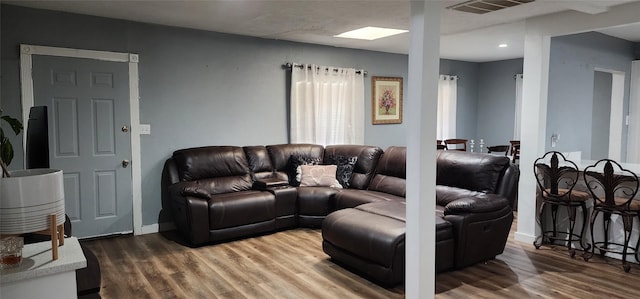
xmin=1 ymin=115 xmax=24 ymax=135
xmin=0 ymin=137 xmax=14 ymax=166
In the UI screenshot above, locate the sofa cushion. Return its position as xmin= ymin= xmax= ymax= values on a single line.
xmin=243 ymin=146 xmax=274 ymax=180
xmin=297 ymin=186 xmax=340 ymax=216
xmin=208 ymin=190 xmax=275 ymax=229
xmin=436 ymin=150 xmax=510 ymax=193
xmin=299 ymin=165 xmax=342 ymax=188
xmin=267 ymin=143 xmax=324 ymax=172
xmin=368 ymin=146 xmax=406 ymax=197
xmin=322 ymin=208 xmax=405 ymax=268
xmin=334 ymin=189 xmax=405 ymax=210
xmin=196 ymin=175 xmax=254 ymax=195
xmin=172 ymin=146 xmax=251 ymax=182
xmin=355 ymin=201 xmax=406 ymax=222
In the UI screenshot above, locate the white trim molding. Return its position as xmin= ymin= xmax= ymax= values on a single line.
xmin=141 ymin=222 xmax=176 ymax=235
xmin=19 ymin=44 xmax=143 ymax=236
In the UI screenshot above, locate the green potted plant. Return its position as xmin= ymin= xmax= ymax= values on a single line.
xmin=1 ymin=109 xmax=24 ymax=176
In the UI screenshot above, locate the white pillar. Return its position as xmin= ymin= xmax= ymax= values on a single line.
xmin=406 ymin=0 xmax=440 ymax=297
xmin=515 ymin=29 xmax=551 ymax=243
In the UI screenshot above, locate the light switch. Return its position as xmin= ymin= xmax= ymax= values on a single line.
xmin=140 ymin=124 xmax=151 ymax=135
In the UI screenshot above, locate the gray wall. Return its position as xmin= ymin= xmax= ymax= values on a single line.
xmin=0 ymin=5 xmax=403 ymax=226
xmin=547 ymin=32 xmax=635 ymax=159
xmin=3 ymin=5 xmax=490 ymax=228
xmin=476 ymin=58 xmax=524 ymax=149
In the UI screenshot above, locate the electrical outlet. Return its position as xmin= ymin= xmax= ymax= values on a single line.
xmin=140 ymin=124 xmax=151 ymax=135
xmin=551 ymin=133 xmax=559 ymax=148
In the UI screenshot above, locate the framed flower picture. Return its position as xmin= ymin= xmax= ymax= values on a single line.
xmin=372 ymin=76 xmax=403 ymax=124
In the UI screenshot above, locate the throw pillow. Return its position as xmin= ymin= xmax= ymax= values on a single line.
xmin=287 ymin=155 xmax=322 ymax=186
xmin=326 ymin=155 xmax=358 ymax=188
xmin=299 ymin=165 xmax=343 ymax=188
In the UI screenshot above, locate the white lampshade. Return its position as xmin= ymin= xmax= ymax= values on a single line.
xmin=0 ymin=169 xmax=65 ymax=235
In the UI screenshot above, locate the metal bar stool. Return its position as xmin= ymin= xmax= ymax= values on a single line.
xmin=583 ymin=159 xmax=640 ymax=272
xmin=533 ymin=151 xmax=591 ymax=257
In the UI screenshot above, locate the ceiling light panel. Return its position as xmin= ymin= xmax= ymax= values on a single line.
xmin=334 ymin=26 xmax=409 ymax=41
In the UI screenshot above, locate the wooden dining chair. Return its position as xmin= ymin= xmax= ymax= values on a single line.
xmin=510 ymin=140 xmax=520 ymax=163
xmin=487 ymin=145 xmax=510 ymax=156
xmin=444 ymin=139 xmax=467 ymax=151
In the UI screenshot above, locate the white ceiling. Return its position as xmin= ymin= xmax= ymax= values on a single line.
xmin=5 ymin=0 xmax=640 ymax=62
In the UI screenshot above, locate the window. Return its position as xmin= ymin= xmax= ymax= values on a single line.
xmin=437 ymin=75 xmax=458 ymax=140
xmin=290 ymin=64 xmax=364 ymax=145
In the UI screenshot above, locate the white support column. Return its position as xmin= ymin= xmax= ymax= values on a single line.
xmin=406 ymin=1 xmax=440 ymax=297
xmin=515 ymin=29 xmax=551 ymax=243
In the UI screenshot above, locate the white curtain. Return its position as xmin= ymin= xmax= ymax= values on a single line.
xmin=514 ymin=74 xmax=524 ymax=140
xmin=290 ymin=64 xmax=364 ymax=145
xmin=437 ymin=75 xmax=457 ymax=140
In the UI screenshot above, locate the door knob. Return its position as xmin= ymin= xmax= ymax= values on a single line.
xmin=122 ymin=125 xmax=129 ymax=132
xmin=122 ymin=160 xmax=130 ymax=168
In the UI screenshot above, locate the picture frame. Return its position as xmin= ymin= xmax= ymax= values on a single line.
xmin=372 ymin=76 xmax=403 ymax=124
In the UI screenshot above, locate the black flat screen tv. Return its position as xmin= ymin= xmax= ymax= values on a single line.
xmin=25 ymin=106 xmax=50 ymax=169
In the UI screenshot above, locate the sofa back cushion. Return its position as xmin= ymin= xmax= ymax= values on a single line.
xmin=324 ymin=145 xmax=383 ymax=190
xmin=368 ymin=146 xmax=406 ymax=197
xmin=436 ymin=150 xmax=509 ymax=193
xmin=266 ymin=144 xmax=325 ymax=183
xmin=243 ymin=146 xmax=274 ymax=180
xmin=171 ymin=146 xmax=253 ymax=194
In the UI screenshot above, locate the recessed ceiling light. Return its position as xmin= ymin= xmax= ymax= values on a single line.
xmin=334 ymin=26 xmax=409 ymax=41
xmin=498 ymin=43 xmax=509 ymax=48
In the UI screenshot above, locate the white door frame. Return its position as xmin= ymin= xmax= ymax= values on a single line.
xmin=628 ymin=61 xmax=640 ymax=163
xmin=594 ymin=67 xmax=626 ymax=162
xmin=19 ymin=44 xmax=143 ymax=236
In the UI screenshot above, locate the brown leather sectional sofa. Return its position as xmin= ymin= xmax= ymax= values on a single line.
xmin=162 ymin=143 xmax=519 ymax=286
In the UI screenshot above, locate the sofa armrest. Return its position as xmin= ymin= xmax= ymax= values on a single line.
xmin=180 ymin=185 xmax=212 ymax=199
xmin=252 ymin=177 xmax=289 ymax=190
xmin=167 ymin=182 xmax=210 ymax=245
xmin=444 ymin=194 xmax=510 ymax=215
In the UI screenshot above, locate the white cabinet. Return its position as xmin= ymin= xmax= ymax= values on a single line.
xmin=0 ymin=237 xmax=86 ymax=299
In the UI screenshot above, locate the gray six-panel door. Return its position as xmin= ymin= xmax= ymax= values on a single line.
xmin=32 ymin=55 xmax=133 ymax=238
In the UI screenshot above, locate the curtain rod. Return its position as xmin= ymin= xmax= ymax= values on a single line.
xmin=441 ymin=75 xmax=458 ymax=80
xmin=283 ymin=62 xmax=367 ymax=76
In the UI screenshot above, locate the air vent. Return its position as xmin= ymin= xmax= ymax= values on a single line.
xmin=447 ymin=0 xmax=534 ymax=14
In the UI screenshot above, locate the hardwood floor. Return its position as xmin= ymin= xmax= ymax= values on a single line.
xmin=83 ymin=213 xmax=640 ymax=298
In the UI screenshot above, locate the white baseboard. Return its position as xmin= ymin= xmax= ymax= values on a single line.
xmin=139 ymin=222 xmax=176 ymax=235
xmin=514 ymin=231 xmax=536 ymax=244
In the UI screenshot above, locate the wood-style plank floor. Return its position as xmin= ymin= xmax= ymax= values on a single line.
xmin=83 ymin=213 xmax=640 ymax=298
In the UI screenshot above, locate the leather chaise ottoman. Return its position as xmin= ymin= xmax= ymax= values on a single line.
xmin=322 ymin=202 xmax=406 ymax=286
xmin=322 ymin=202 xmax=456 ymax=285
